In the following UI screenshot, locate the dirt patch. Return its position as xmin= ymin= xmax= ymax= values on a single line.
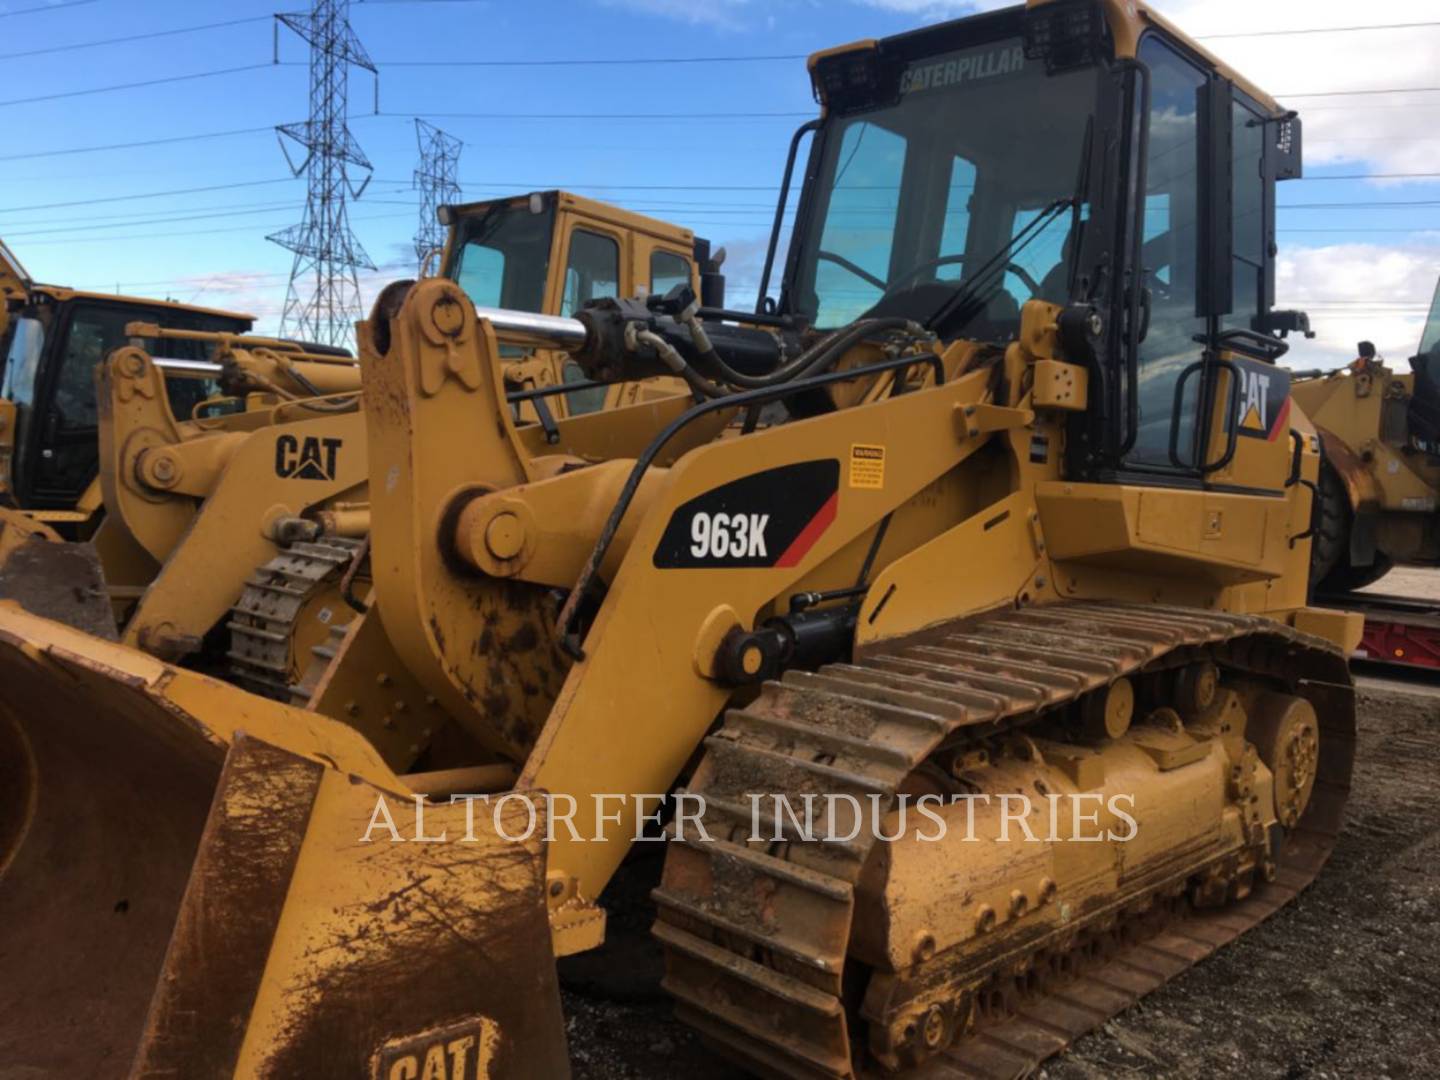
xmin=564 ymin=680 xmax=1440 ymax=1079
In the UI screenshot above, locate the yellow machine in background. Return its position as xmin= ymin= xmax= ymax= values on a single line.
xmin=17 ymin=193 xmax=715 ymax=698
xmin=0 ymin=239 xmax=258 ymax=532
xmin=443 ymin=188 xmax=725 ymax=424
xmin=1291 ymin=277 xmax=1440 ymax=591
xmin=0 ymin=3 xmax=1360 ymax=1077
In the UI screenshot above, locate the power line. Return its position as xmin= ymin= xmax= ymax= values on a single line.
xmin=382 ymin=110 xmax=810 ymax=121
xmin=2 ymin=203 xmax=305 ymax=239
xmin=376 ymin=53 xmax=806 ymax=67
xmin=1302 ymin=173 xmax=1440 ymax=180
xmin=19 ymin=210 xmax=411 ymax=247
xmin=293 ymin=22 xmax=1440 ymax=65
xmin=1200 ymin=20 xmax=1440 ymax=39
xmin=1282 ymin=86 xmax=1440 ymax=99
xmin=0 ymin=63 xmax=277 ymax=110
xmin=393 ymin=179 xmax=785 ymax=191
xmin=0 ymin=126 xmax=275 ymax=163
xmin=0 ymin=0 xmax=98 ymax=18
xmin=3 ymin=177 xmax=296 ymax=214
xmin=1281 ymin=200 xmax=1440 ymax=209
xmin=0 ymin=15 xmax=270 ymax=61
xmin=1281 ymin=228 xmax=1440 ymax=233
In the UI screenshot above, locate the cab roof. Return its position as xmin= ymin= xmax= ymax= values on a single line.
xmin=26 ymin=283 xmax=255 ymax=325
xmin=445 ymin=190 xmax=695 ymax=246
xmin=809 ymin=1 xmax=1285 ymax=119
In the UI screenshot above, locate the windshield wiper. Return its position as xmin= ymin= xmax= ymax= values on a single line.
xmin=923 ymin=116 xmax=1095 ymax=337
xmin=921 ymin=196 xmax=1076 ymax=334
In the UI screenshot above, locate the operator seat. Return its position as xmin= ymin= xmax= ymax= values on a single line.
xmin=1038 ymin=224 xmax=1079 ymax=307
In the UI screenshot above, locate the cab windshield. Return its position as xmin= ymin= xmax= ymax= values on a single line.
xmin=446 ymin=202 xmax=556 ymax=314
xmin=790 ymin=37 xmax=1099 ymax=338
xmin=1 ymin=317 xmax=45 ymax=410
xmin=1420 ymin=275 xmax=1440 ymax=359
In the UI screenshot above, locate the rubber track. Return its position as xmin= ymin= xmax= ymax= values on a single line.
xmin=652 ymin=601 xmax=1356 ymax=1079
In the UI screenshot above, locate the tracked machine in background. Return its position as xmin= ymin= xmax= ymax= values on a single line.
xmin=0 ymin=237 xmax=268 ymax=630
xmin=0 ymin=2 xmax=1362 ymax=1077
xmin=1291 ymin=278 xmax=1440 ymax=670
xmin=0 ymin=237 xmax=259 ymax=533
xmin=3 ymin=193 xmax=716 ymax=692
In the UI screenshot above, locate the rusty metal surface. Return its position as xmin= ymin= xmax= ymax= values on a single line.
xmin=1317 ymin=426 xmax=1382 ymax=514
xmin=0 ymin=535 xmax=117 ymax=639
xmin=654 ymin=601 xmax=1355 ymax=1079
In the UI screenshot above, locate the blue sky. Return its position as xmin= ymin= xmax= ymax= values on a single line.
xmin=2 ymin=0 xmax=1438 ymax=364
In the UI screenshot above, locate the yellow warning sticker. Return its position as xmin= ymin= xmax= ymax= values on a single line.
xmin=849 ymin=444 xmax=886 ymax=489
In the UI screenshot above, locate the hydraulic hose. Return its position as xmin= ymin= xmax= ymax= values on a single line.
xmin=631 ymin=326 xmax=729 ymax=400
xmin=678 ymin=311 xmax=927 ymax=391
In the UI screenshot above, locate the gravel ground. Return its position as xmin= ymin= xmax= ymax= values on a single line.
xmin=562 ymin=676 xmax=1440 ymax=1080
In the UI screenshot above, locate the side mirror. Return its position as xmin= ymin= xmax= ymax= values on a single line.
xmin=1258 ymin=309 xmax=1314 ymax=340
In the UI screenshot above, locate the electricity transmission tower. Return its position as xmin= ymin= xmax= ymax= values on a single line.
xmin=413 ymin=120 xmax=462 ymax=275
xmin=269 ymin=0 xmax=377 ymax=349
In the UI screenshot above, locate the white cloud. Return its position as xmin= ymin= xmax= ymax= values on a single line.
xmin=1141 ymin=0 xmax=1440 ymax=177
xmin=1278 ymin=242 xmax=1440 ymax=369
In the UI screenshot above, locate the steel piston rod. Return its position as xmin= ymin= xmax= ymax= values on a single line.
xmin=473 ymin=306 xmax=589 ymax=351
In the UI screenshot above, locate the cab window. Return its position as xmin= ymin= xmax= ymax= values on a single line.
xmin=456 ymin=245 xmax=506 ymax=309
xmin=651 ymin=250 xmax=692 ymax=297
xmin=55 ymin=308 xmax=125 ymax=428
xmin=1128 ymin=36 xmax=1207 ymax=467
xmin=1227 ymin=99 xmax=1267 ymax=333
xmin=2 ymin=317 xmax=45 ymax=410
xmin=563 ymin=230 xmax=620 ymax=317
xmin=810 ymin=121 xmax=907 ymax=328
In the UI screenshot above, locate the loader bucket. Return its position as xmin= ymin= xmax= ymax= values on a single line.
xmin=0 ymin=510 xmax=116 ymax=638
xmin=0 ymin=603 xmax=569 ymax=1078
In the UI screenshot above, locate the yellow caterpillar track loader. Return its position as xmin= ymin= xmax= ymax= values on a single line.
xmin=1290 ymin=276 xmax=1440 ymax=592
xmin=0 ymin=2 xmax=1360 ymax=1076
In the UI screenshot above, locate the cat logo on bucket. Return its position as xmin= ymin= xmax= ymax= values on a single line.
xmin=372 ymin=1017 xmax=499 ymax=1080
xmin=274 ymin=433 xmax=343 ymax=481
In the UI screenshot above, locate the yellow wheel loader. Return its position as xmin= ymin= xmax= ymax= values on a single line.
xmin=1290 ymin=277 xmax=1440 ymax=592
xmin=0 ymin=3 xmax=1361 ymax=1076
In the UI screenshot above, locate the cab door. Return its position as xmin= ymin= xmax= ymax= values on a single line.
xmin=19 ymin=301 xmax=119 ymax=509
xmin=549 ymin=214 xmax=625 ymax=417
xmin=1123 ymin=34 xmax=1293 ymax=498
